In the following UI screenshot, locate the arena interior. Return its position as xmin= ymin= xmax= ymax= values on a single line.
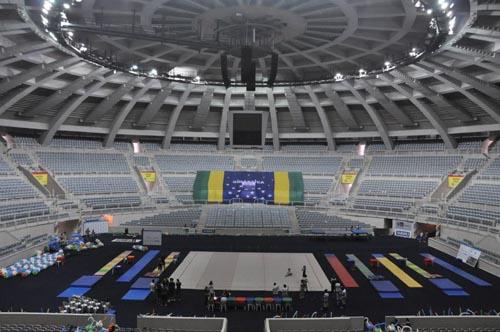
xmin=0 ymin=0 xmax=500 ymax=331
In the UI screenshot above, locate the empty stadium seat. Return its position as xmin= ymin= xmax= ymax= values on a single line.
xmin=358 ymin=179 xmax=438 ymax=199
xmin=155 ymin=155 xmax=234 ymax=172
xmin=58 ymin=176 xmax=139 ymax=195
xmin=367 ymin=156 xmax=461 ymax=176
xmin=205 ymin=205 xmax=291 ymax=229
xmin=124 ymin=208 xmax=201 ymax=228
xmin=37 ymin=152 xmax=130 ymax=174
xmin=262 ymin=156 xmax=342 ymax=174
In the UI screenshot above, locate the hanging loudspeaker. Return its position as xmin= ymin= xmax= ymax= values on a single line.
xmin=267 ymin=52 xmax=279 ymax=87
xmin=220 ymin=53 xmax=230 ymax=88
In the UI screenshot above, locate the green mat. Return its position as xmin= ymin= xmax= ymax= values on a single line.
xmin=389 ymin=253 xmax=439 ymax=279
xmin=346 ymin=254 xmax=376 ymax=279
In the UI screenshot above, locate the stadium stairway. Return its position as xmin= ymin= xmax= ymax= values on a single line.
xmin=288 ymin=208 xmax=301 ymax=234
xmin=347 ymin=156 xmax=372 ymax=197
xmin=124 ymin=154 xmax=147 ymax=195
xmin=195 ymin=207 xmax=209 ymax=233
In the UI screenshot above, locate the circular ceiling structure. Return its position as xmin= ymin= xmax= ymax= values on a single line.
xmin=39 ymin=0 xmax=466 ymax=85
xmin=3 ymin=0 xmax=500 ymax=150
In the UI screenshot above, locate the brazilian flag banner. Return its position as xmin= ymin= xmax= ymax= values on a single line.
xmin=193 ymin=170 xmax=303 ymax=205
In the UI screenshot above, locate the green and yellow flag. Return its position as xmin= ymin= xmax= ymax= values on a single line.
xmin=192 ymin=170 xmax=304 ymax=205
xmin=193 ymin=170 xmax=225 ymax=203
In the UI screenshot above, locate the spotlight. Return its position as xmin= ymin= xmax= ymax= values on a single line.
xmin=63 ymin=3 xmax=70 ymax=9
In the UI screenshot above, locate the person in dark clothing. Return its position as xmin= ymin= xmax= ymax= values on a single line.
xmin=175 ymin=279 xmax=182 ymax=301
xmin=156 ymin=258 xmax=164 ymax=272
xmin=330 ymin=276 xmax=337 ymax=293
xmin=302 ymin=265 xmax=307 ymax=278
xmin=168 ymin=278 xmax=176 ymax=302
xmin=204 ymin=286 xmax=209 ymax=305
xmin=160 ymin=282 xmax=168 ymax=306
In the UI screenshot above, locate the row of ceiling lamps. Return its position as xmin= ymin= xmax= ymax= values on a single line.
xmin=39 ymin=0 xmax=456 ymax=84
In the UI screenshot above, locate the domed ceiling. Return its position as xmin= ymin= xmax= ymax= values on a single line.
xmin=37 ymin=0 xmax=468 ymax=84
xmin=0 ymin=0 xmax=499 ymax=150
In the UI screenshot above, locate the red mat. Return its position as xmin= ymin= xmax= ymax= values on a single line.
xmin=325 ymin=254 xmax=359 ymax=288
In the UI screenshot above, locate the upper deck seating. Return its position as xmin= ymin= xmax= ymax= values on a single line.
xmin=37 ymin=152 xmax=130 ymax=174
xmin=303 ymin=178 xmax=333 ymax=193
xmin=58 ymin=176 xmax=138 ymax=195
xmin=367 ymin=156 xmax=461 ymax=176
xmin=262 ymin=156 xmax=342 ymax=174
xmin=164 ymin=177 xmax=194 ymax=192
xmin=0 ymin=156 xmax=15 ymax=175
xmin=358 ymin=179 xmax=438 ymax=199
xmin=155 ymin=155 xmax=234 ymax=172
xmin=479 ymin=157 xmax=500 ymax=179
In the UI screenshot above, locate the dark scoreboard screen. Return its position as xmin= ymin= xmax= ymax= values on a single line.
xmin=233 ymin=113 xmax=262 ymax=146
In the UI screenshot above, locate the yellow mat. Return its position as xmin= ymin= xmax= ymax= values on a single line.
xmin=95 ymin=250 xmax=133 ymax=276
xmin=145 ymin=251 xmax=180 ymax=277
xmin=374 ymin=255 xmax=422 ymax=288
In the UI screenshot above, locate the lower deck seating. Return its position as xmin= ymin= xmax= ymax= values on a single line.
xmin=123 ymin=208 xmax=201 ymax=228
xmin=206 ymin=205 xmax=291 ymax=229
xmin=0 ymin=233 xmax=48 ymax=258
xmin=444 ymin=237 xmax=500 ymax=266
xmin=296 ymin=209 xmax=370 ymax=234
xmin=0 ymin=201 xmax=50 ymax=222
xmin=82 ymin=196 xmax=142 ymax=209
xmin=456 ymin=183 xmax=500 ymax=206
xmin=352 ymin=198 xmax=413 ymax=213
xmin=446 ymin=205 xmax=499 ymax=227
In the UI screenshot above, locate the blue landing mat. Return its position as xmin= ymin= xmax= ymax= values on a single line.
xmin=58 ymin=286 xmax=91 ymax=298
xmin=379 ymin=292 xmax=404 ymax=299
xmin=443 ymin=290 xmax=469 ymax=297
xmin=429 ymin=278 xmax=462 ymax=290
xmin=421 ymin=254 xmax=491 ymax=287
xmin=71 ymin=275 xmax=102 ymax=287
xmin=117 ymin=250 xmax=160 ymax=283
xmin=122 ymin=289 xmax=150 ymax=301
xmin=370 ymin=280 xmax=399 ymax=293
xmin=131 ymin=277 xmax=154 ymax=289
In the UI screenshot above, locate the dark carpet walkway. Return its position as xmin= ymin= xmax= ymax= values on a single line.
xmin=0 ymin=235 xmax=498 ymax=332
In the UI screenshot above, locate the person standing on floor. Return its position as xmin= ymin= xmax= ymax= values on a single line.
xmin=175 ymin=279 xmax=182 ymax=301
xmin=302 ymin=265 xmax=307 ymax=278
xmin=168 ymin=278 xmax=176 ymax=302
xmin=208 ymin=280 xmax=215 ymax=297
xmin=282 ymin=284 xmax=288 ymax=297
xmin=299 ymin=279 xmax=305 ymax=299
xmin=330 ymin=276 xmax=337 ymax=293
xmin=322 ymin=290 xmax=329 ymax=311
xmin=272 ymin=282 xmax=279 ymax=296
